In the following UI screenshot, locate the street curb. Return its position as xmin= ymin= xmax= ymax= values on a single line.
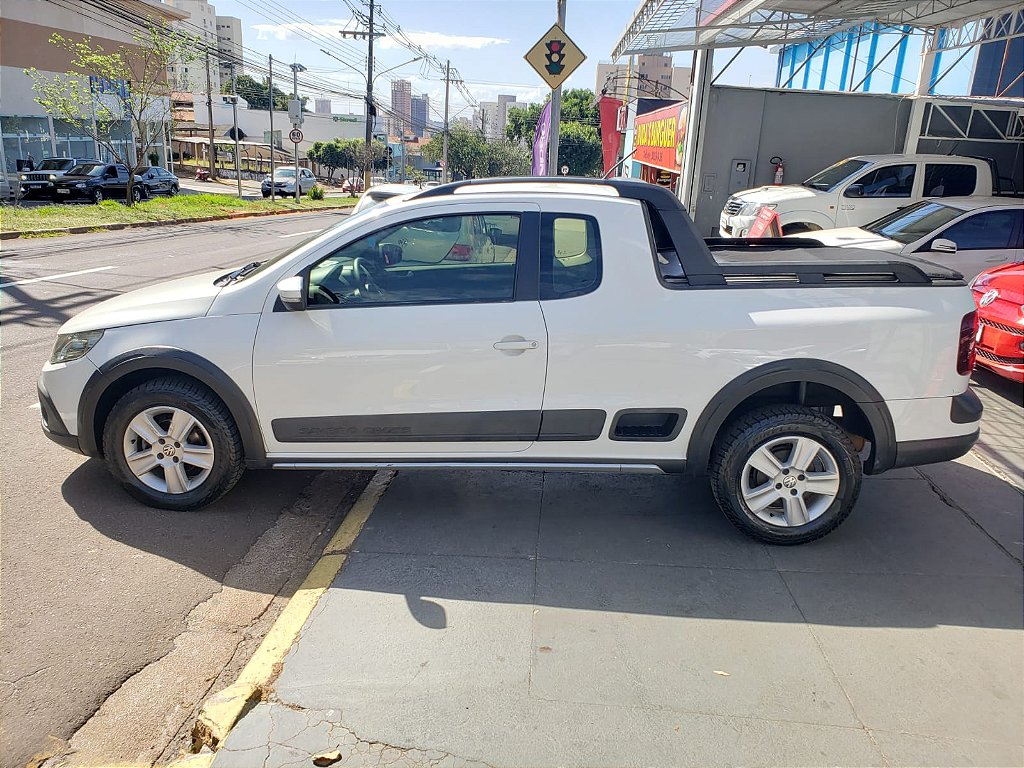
xmin=190 ymin=470 xmax=395 ymax=753
xmin=0 ymin=203 xmax=355 ymax=240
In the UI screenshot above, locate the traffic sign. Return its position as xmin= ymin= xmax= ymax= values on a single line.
xmin=560 ymin=164 xmax=569 ymax=176
xmin=525 ymin=23 xmax=586 ymax=90
xmin=289 ymin=128 xmax=304 ymax=144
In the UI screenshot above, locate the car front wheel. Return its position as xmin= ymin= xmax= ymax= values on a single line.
xmin=91 ymin=189 xmax=103 ymax=204
xmin=169 ymin=184 xmax=179 ymax=196
xmin=709 ymin=405 xmax=862 ymax=544
xmin=102 ymin=377 xmax=245 ymax=510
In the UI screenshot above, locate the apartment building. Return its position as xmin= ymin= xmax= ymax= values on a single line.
xmin=389 ymin=79 xmax=412 ymax=136
xmin=411 ymin=94 xmax=430 ymax=137
xmin=165 ymin=0 xmax=220 ymax=94
xmin=0 ymin=0 xmax=186 ymax=175
xmin=597 ymin=54 xmax=691 ymax=101
xmin=215 ymin=15 xmax=243 ymax=86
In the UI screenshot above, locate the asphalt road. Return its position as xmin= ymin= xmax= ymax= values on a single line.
xmin=0 ymin=211 xmax=351 ymax=768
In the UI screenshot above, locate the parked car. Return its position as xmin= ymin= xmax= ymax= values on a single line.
xmin=350 ymin=183 xmax=414 ymax=216
xmin=720 ymin=154 xmax=997 ymax=237
xmin=971 ymin=261 xmax=1024 ymax=383
xmin=20 ymin=157 xmax=99 ymax=198
xmin=38 ymin=178 xmax=982 ymax=545
xmin=261 ymin=168 xmax=316 ymax=198
xmin=0 ymin=175 xmax=13 ymax=201
xmin=49 ymin=163 xmax=148 ymax=203
xmin=139 ymin=166 xmax=180 ymax=196
xmin=797 ymin=198 xmax=1023 ymax=281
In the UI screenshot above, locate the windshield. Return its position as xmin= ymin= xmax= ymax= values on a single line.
xmin=863 ymin=201 xmax=966 ymax=244
xmin=67 ymin=164 xmax=105 ymax=176
xmin=224 ymin=214 xmax=364 ymax=282
xmin=803 ymin=159 xmax=870 ymax=192
xmin=37 ymin=159 xmax=72 ymax=171
xmin=274 ymin=169 xmax=296 ymax=178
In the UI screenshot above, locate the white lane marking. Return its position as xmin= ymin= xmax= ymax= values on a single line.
xmin=29 ymin=402 xmax=41 ymax=410
xmin=0 ymin=265 xmax=115 ymax=288
xmin=277 ymin=229 xmax=323 ymax=239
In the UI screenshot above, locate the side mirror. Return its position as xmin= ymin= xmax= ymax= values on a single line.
xmin=276 ymin=275 xmax=306 ymax=310
xmin=843 ymin=184 xmax=864 ymax=198
xmin=379 ymin=243 xmax=402 ymax=266
xmin=931 ymin=238 xmax=957 ymax=254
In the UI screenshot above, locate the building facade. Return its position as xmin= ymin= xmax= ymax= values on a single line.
xmin=410 ymin=94 xmax=429 ymax=137
xmin=597 ymin=54 xmax=691 ymax=100
xmin=0 ymin=0 xmax=185 ymax=176
xmin=389 ymin=79 xmax=412 ymax=136
xmin=215 ymin=15 xmax=243 ymax=87
xmin=165 ymin=0 xmax=221 ymax=94
xmin=314 ymin=98 xmax=333 ymax=115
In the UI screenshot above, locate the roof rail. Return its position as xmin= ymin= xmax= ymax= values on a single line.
xmin=412 ymin=176 xmax=676 ymax=204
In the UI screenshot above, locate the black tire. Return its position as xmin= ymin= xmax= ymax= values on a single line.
xmin=91 ymin=189 xmax=103 ymax=204
xmin=130 ymin=187 xmax=142 ymax=204
xmin=169 ymin=184 xmax=179 ymax=196
xmin=781 ymin=222 xmax=816 ymax=236
xmin=262 ymin=191 xmax=270 ymax=198
xmin=709 ymin=405 xmax=862 ymax=545
xmin=101 ymin=377 xmax=245 ymax=511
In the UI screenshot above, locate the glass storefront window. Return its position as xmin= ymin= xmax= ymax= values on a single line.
xmin=53 ymin=119 xmax=97 ymax=161
xmin=97 ymin=120 xmax=133 ymax=164
xmin=1 ymin=116 xmax=53 ymax=172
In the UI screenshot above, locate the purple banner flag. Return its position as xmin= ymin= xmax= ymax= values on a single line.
xmin=531 ymin=101 xmax=552 ymax=176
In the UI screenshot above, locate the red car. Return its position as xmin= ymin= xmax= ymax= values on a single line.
xmin=971 ymin=261 xmax=1024 ymax=383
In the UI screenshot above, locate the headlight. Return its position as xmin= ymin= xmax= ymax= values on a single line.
xmin=49 ymin=174 xmax=57 ymax=181
xmin=740 ymin=202 xmax=776 ymax=215
xmin=50 ymin=330 xmax=104 ymax=364
xmin=20 ymin=174 xmax=27 ymax=181
xmin=75 ymin=183 xmax=86 ymax=189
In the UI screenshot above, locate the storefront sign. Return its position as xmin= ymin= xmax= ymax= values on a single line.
xmin=598 ymin=96 xmax=623 ymax=176
xmin=633 ymin=103 xmax=686 ymax=173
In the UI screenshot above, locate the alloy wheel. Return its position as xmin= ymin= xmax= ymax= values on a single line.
xmin=122 ymin=406 xmax=215 ymax=494
xmin=739 ymin=435 xmax=841 ymax=527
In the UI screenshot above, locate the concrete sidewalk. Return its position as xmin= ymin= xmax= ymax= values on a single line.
xmin=210 ymin=457 xmax=1023 ymax=768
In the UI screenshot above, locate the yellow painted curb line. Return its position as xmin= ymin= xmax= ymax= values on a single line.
xmin=191 ymin=470 xmax=395 ymax=752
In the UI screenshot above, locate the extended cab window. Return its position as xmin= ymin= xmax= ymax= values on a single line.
xmin=848 ymin=164 xmax=916 ymax=198
xmin=922 ymin=163 xmax=978 ymax=196
xmin=935 ymin=209 xmax=1022 ymax=250
xmin=541 ymin=214 xmax=601 ymax=299
xmin=307 ymin=214 xmax=520 ymax=307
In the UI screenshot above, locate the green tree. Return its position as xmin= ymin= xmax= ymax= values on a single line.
xmin=423 ymin=126 xmax=485 ymax=179
xmin=560 ymin=88 xmax=601 ymax=128
xmin=307 ymin=139 xmax=347 ymax=182
xmin=557 ymin=121 xmax=603 ymax=177
xmin=504 ymin=103 xmax=545 ymax=145
xmin=227 ymin=74 xmax=294 ymax=111
xmin=474 ymin=140 xmax=531 ymax=178
xmin=26 ymin=26 xmax=198 ymax=204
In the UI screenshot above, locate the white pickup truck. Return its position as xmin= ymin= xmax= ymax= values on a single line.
xmin=720 ymin=154 xmax=996 ymax=237
xmin=38 ymin=178 xmax=983 ymax=544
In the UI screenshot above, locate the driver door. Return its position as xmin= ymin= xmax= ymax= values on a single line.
xmin=252 ymin=204 xmax=547 ymax=457
xmin=837 ymin=163 xmax=917 ymax=227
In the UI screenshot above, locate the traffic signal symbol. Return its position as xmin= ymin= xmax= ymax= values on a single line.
xmin=545 ymin=40 xmax=565 ymax=75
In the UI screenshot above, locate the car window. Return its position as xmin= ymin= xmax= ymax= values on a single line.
xmin=306 ymin=214 xmax=520 ymax=307
xmin=936 ymin=209 xmax=1021 ymax=250
xmin=923 ymin=164 xmax=977 ymax=197
xmin=864 ymin=201 xmax=965 ymax=244
xmin=802 ymin=159 xmax=869 ymax=192
xmin=850 ymin=164 xmax=916 ymax=198
xmin=541 ymin=214 xmax=601 ymax=299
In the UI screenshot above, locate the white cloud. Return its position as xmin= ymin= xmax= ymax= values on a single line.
xmin=252 ymin=18 xmax=352 ymax=42
xmin=378 ymin=31 xmax=509 ymax=51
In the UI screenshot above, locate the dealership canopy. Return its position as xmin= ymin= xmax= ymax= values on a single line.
xmin=612 ymin=0 xmax=1023 ymax=57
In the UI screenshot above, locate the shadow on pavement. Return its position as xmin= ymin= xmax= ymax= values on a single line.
xmin=339 ymin=467 xmax=1022 ymax=631
xmin=973 ymin=367 xmax=1024 ymax=407
xmin=61 ymin=458 xmax=321 ymax=588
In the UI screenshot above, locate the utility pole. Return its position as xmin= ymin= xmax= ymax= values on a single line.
xmin=268 ymin=54 xmax=276 ymax=200
xmin=547 ymin=0 xmax=567 ymax=176
xmin=442 ymin=59 xmax=451 ymax=183
xmin=339 ymin=1 xmax=384 ymax=191
xmin=205 ymin=50 xmax=216 ymax=179
xmin=291 ymin=63 xmax=305 ymax=200
xmin=229 ymin=63 xmax=241 ymax=197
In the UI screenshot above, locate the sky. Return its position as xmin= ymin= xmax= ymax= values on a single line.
xmin=208 ymin=0 xmax=779 ymax=121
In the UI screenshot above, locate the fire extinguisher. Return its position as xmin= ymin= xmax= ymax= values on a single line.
xmin=770 ymin=156 xmax=784 ymax=185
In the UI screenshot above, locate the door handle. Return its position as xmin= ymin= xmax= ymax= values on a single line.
xmin=493 ymin=337 xmax=539 ymax=352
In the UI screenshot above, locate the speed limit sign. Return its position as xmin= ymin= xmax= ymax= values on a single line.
xmin=289 ymin=128 xmax=304 ymax=143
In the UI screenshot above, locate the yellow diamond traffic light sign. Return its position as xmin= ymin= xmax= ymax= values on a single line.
xmin=525 ymin=23 xmax=586 ymax=91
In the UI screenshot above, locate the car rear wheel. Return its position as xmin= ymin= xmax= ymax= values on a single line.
xmin=130 ymin=187 xmax=143 ymax=204
xmin=169 ymin=184 xmax=179 ymax=196
xmin=102 ymin=377 xmax=245 ymax=511
xmin=91 ymin=189 xmax=103 ymax=204
xmin=709 ymin=405 xmax=862 ymax=544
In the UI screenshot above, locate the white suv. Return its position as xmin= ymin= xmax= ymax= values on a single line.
xmin=39 ymin=179 xmax=982 ymax=544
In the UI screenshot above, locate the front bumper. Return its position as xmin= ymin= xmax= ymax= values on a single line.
xmin=38 ymin=382 xmax=85 ymax=454
xmin=20 ymin=181 xmax=53 ymax=195
xmin=51 ymin=186 xmax=91 ymax=200
xmin=975 ymin=316 xmax=1024 ymax=383
xmin=718 ymin=212 xmax=755 ymax=238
